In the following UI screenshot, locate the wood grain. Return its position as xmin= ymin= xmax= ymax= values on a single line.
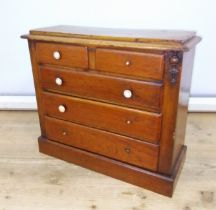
xmin=38 ymin=137 xmax=176 ymax=197
xmin=158 ymin=51 xmax=183 ymax=175
xmin=36 ymin=42 xmax=88 ymax=69
xmin=21 ymin=34 xmax=201 ymax=52
xmin=171 ymin=48 xmax=196 ymax=170
xmin=21 ymin=25 xmax=201 ymax=51
xmin=95 ymin=48 xmax=164 ymax=80
xmin=45 ymin=116 xmax=159 ymax=171
xmin=30 ymin=25 xmax=196 ymax=44
xmin=42 ymin=92 xmax=162 ymax=144
xmin=28 ymin=41 xmax=46 ymax=135
xmin=158 ymin=49 xmax=196 ymax=175
xmin=40 ymin=67 xmax=163 ymax=112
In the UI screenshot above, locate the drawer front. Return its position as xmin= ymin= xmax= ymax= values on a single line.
xmin=45 ymin=116 xmax=159 ymax=171
xmin=42 ymin=92 xmax=162 ymax=144
xmin=40 ymin=67 xmax=162 ymax=112
xmin=95 ymin=49 xmax=164 ymax=80
xmin=36 ymin=42 xmax=88 ymax=69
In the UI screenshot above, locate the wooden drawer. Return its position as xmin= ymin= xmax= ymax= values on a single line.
xmin=45 ymin=116 xmax=159 ymax=171
xmin=95 ymin=49 xmax=164 ymax=80
xmin=36 ymin=42 xmax=88 ymax=69
xmin=42 ymin=92 xmax=162 ymax=144
xmin=40 ymin=67 xmax=162 ymax=112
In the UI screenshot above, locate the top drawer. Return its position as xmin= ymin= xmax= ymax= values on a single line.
xmin=95 ymin=49 xmax=164 ymax=80
xmin=36 ymin=42 xmax=88 ymax=69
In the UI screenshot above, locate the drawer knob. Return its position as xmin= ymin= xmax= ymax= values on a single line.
xmin=125 ymin=60 xmax=131 ymax=66
xmin=126 ymin=120 xmax=131 ymax=124
xmin=124 ymin=148 xmax=131 ymax=154
xmin=62 ymin=131 xmax=67 ymax=136
xmin=170 ymin=56 xmax=179 ymax=64
xmin=55 ymin=77 xmax=63 ymax=86
xmin=58 ymin=105 xmax=66 ymax=113
xmin=123 ymin=89 xmax=132 ymax=99
xmin=53 ymin=51 xmax=61 ymax=60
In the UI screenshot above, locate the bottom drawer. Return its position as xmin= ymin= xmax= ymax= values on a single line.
xmin=45 ymin=116 xmax=159 ymax=171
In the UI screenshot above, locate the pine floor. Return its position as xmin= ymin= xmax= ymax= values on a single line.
xmin=0 ymin=111 xmax=215 ymax=210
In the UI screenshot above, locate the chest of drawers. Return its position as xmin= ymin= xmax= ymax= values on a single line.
xmin=22 ymin=26 xmax=201 ymax=197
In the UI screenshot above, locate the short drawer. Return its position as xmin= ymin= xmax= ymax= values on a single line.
xmin=95 ymin=49 xmax=164 ymax=80
xmin=45 ymin=116 xmax=159 ymax=171
xmin=42 ymin=92 xmax=162 ymax=144
xmin=40 ymin=67 xmax=162 ymax=112
xmin=36 ymin=42 xmax=88 ymax=69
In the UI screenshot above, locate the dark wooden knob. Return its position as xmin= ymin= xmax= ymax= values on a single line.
xmin=170 ymin=56 xmax=179 ymax=64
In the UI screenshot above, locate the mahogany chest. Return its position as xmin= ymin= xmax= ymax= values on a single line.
xmin=22 ymin=26 xmax=201 ymax=196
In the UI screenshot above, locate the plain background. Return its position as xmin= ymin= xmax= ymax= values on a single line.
xmin=0 ymin=0 xmax=215 ymax=97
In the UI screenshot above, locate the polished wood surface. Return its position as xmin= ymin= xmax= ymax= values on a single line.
xmin=39 ymin=137 xmax=183 ymax=197
xmin=22 ymin=25 xmax=201 ymax=197
xmin=22 ymin=34 xmax=201 ymax=51
xmin=171 ymin=48 xmax=196 ymax=169
xmin=36 ymin=42 xmax=88 ymax=69
xmin=45 ymin=116 xmax=159 ymax=171
xmin=158 ymin=51 xmax=183 ymax=175
xmin=21 ymin=25 xmax=201 ymax=51
xmin=40 ymin=67 xmax=163 ymax=112
xmin=95 ymin=49 xmax=164 ymax=80
xmin=42 ymin=92 xmax=162 ymax=144
xmin=28 ymin=41 xmax=46 ymax=135
xmin=30 ymin=25 xmax=196 ymax=44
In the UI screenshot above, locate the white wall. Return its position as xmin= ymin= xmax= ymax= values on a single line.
xmin=0 ymin=0 xmax=215 ymax=97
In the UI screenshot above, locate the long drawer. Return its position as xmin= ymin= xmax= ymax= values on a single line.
xmin=45 ymin=116 xmax=159 ymax=171
xmin=40 ymin=67 xmax=163 ymax=112
xmin=42 ymin=92 xmax=162 ymax=144
xmin=95 ymin=48 xmax=164 ymax=80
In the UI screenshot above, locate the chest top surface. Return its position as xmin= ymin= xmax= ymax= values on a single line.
xmin=22 ymin=25 xmax=201 ymax=51
xmin=30 ymin=25 xmax=196 ymax=43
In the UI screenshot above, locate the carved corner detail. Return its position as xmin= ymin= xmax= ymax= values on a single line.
xmin=166 ymin=51 xmax=183 ymax=84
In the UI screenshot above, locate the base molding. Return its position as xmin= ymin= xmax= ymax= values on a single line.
xmin=38 ymin=136 xmax=187 ymax=197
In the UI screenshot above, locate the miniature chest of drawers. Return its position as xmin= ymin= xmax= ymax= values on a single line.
xmin=22 ymin=25 xmax=201 ymax=197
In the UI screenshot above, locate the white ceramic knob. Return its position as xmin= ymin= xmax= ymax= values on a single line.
xmin=125 ymin=61 xmax=131 ymax=66
xmin=123 ymin=89 xmax=132 ymax=98
xmin=126 ymin=120 xmax=131 ymax=124
xmin=53 ymin=51 xmax=61 ymax=60
xmin=58 ymin=105 xmax=66 ymax=113
xmin=55 ymin=77 xmax=63 ymax=86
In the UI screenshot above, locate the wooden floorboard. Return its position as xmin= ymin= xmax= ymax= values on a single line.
xmin=0 ymin=111 xmax=215 ymax=210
